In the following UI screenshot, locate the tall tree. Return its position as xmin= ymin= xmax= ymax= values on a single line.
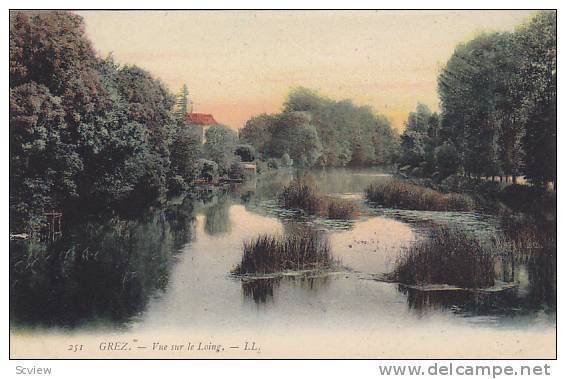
xmin=9 ymin=11 xmax=198 ymax=231
xmin=514 ymin=11 xmax=557 ymax=186
xmin=173 ymin=84 xmax=190 ymax=120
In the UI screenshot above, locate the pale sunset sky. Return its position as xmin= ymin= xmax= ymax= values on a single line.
xmin=77 ymin=10 xmax=535 ymax=131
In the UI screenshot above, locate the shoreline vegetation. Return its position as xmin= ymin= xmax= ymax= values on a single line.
xmin=279 ymin=177 xmax=359 ymax=220
xmin=231 ymin=227 xmax=338 ymax=276
xmin=365 ymin=180 xmax=476 ymax=212
xmin=385 ymin=209 xmax=556 ymax=290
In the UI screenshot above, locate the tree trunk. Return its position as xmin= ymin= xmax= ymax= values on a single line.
xmin=512 ymin=175 xmax=517 ymax=184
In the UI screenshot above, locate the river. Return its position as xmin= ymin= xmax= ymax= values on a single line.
xmin=9 ymin=168 xmax=556 ymax=358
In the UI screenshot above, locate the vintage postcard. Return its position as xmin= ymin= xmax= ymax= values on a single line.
xmin=9 ymin=9 xmax=556 ymax=360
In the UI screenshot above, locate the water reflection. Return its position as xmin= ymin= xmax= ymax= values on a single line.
xmin=242 ymin=278 xmax=279 ymax=304
xmin=397 ymin=257 xmax=556 ymax=319
xmin=204 ymin=196 xmax=232 ymax=235
xmin=400 ymin=286 xmax=521 ymax=319
xmin=241 ymin=275 xmax=332 ymax=305
xmin=10 ymin=197 xmax=196 ymax=328
xmin=9 ymin=168 xmax=556 ymax=342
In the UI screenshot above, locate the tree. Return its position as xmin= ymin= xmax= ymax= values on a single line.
xmin=234 ymin=144 xmax=256 ymax=162
xmin=173 ymin=84 xmax=190 ymax=120
xmin=239 ymin=114 xmax=275 ymax=157
xmin=514 ymin=11 xmax=556 ymax=186
xmin=242 ymin=88 xmax=398 ymax=167
xmin=9 ymin=83 xmax=82 ymax=232
xmin=438 ymin=33 xmax=512 ymax=178
xmin=437 ymin=11 xmax=556 ymax=186
xmin=435 ymin=142 xmax=460 ymax=178
xmin=9 ymin=11 xmax=193 ymax=230
xmin=170 ymin=126 xmax=200 ymax=186
xmin=203 ymin=125 xmax=239 ymax=174
xmin=399 ymin=103 xmax=441 ymax=173
xmin=267 ymin=112 xmax=322 ymax=167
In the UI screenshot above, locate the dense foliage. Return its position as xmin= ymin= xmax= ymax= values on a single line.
xmin=399 ymin=11 xmax=556 ymax=186
xmin=240 ymin=88 xmax=399 ymax=168
xmin=203 ymin=124 xmax=240 ymax=175
xmin=10 ymin=11 xmax=200 ymax=233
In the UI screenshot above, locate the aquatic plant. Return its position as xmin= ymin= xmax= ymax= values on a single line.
xmin=326 ymin=197 xmax=359 ymax=219
xmin=232 ymin=227 xmax=337 ymax=275
xmin=278 ymin=177 xmax=359 ymax=219
xmin=365 ymin=180 xmax=475 ymax=211
xmin=279 ymin=177 xmax=323 ymax=214
xmin=389 ymin=228 xmax=496 ymax=288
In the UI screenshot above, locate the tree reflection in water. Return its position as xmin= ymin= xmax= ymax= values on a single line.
xmin=10 ymin=197 xmax=196 ymax=328
xmin=204 ymin=195 xmax=232 ymax=236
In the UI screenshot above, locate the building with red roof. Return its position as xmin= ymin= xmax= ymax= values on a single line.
xmin=185 ymin=112 xmax=219 ymax=143
xmin=186 ymin=113 xmax=218 ymax=125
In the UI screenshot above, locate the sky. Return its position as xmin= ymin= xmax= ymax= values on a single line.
xmin=78 ymin=10 xmax=535 ymax=131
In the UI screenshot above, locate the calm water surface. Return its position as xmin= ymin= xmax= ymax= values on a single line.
xmin=10 ymin=168 xmax=556 ymax=358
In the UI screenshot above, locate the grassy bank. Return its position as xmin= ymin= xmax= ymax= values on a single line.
xmin=232 ymin=227 xmax=337 ymax=275
xmin=279 ymin=177 xmax=359 ymax=219
xmin=365 ymin=180 xmax=475 ymax=211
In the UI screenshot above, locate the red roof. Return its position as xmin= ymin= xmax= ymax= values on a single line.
xmin=186 ymin=113 xmax=218 ymax=125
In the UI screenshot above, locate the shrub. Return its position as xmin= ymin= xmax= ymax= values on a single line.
xmin=365 ymin=180 xmax=475 ymax=211
xmin=232 ymin=227 xmax=337 ymax=275
xmin=388 ymin=228 xmax=496 ymax=288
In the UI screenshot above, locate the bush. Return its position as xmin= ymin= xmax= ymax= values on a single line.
xmin=365 ymin=180 xmax=475 ymax=211
xmin=232 ymin=227 xmax=337 ymax=275
xmin=388 ymin=228 xmax=495 ymax=288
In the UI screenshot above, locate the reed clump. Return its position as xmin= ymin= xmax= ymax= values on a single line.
xmin=232 ymin=227 xmax=337 ymax=275
xmin=389 ymin=228 xmax=495 ymax=288
xmin=279 ymin=178 xmax=359 ymax=219
xmin=365 ymin=180 xmax=475 ymax=211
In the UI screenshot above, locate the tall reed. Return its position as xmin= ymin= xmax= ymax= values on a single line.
xmin=389 ymin=228 xmax=495 ymax=288
xmin=279 ymin=177 xmax=359 ymax=219
xmin=232 ymin=227 xmax=337 ymax=275
xmin=365 ymin=180 xmax=475 ymax=211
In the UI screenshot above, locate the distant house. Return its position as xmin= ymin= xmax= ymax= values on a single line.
xmin=241 ymin=163 xmax=257 ymax=175
xmin=186 ymin=112 xmax=218 ymax=143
